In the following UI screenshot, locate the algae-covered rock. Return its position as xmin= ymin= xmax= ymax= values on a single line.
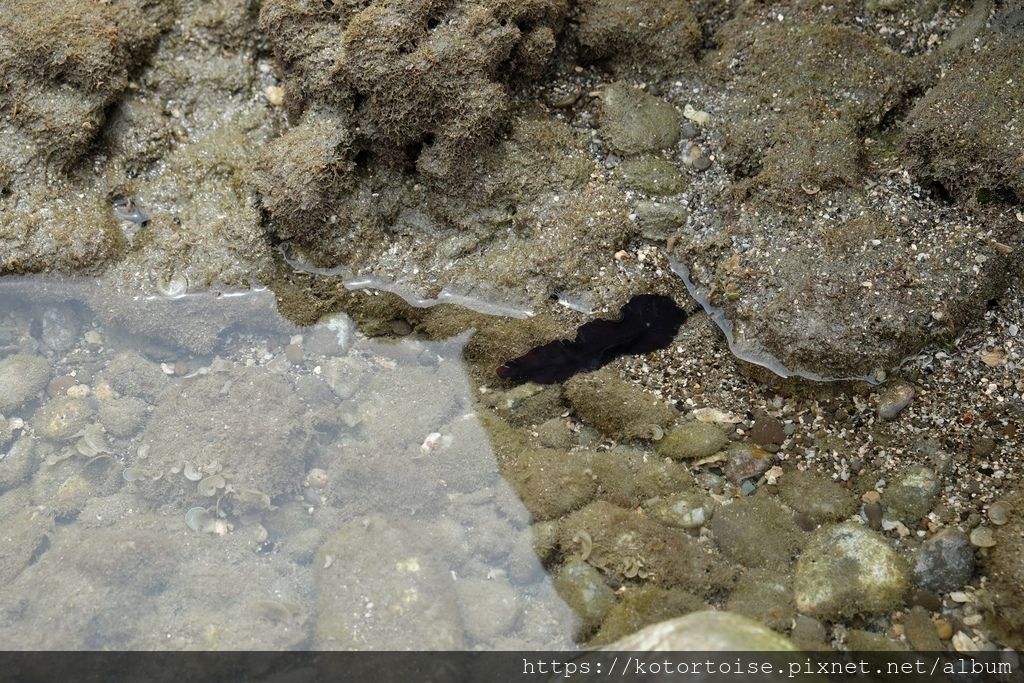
xmin=0 ymin=437 xmax=37 ymax=492
xmin=0 ymin=0 xmax=170 ymax=173
xmin=455 ymin=576 xmax=520 ymax=643
xmin=0 ymin=491 xmax=54 ymax=585
xmin=576 ymin=0 xmax=701 ymax=75
xmin=103 ymin=352 xmax=168 ymax=404
xmin=0 ymin=353 xmax=51 ymax=413
xmin=657 ymin=421 xmax=728 ymax=460
xmin=558 ymin=500 xmax=736 ymax=594
xmin=34 ymin=397 xmax=95 ymax=442
xmin=618 ymin=157 xmax=689 ymax=195
xmin=591 ymin=585 xmax=705 ymax=647
xmin=315 ymin=515 xmax=465 ymax=648
xmin=260 ymin=0 xmax=569 ymax=180
xmin=504 ymin=448 xmax=597 ymax=521
xmin=709 ymin=494 xmax=805 ymax=568
xmin=553 ymin=560 xmax=617 ymax=639
xmin=778 ymin=468 xmax=858 ymax=525
xmin=604 ymin=610 xmax=799 ymax=651
xmin=97 ymin=396 xmax=149 ymax=439
xmin=647 ymin=490 xmax=713 ymax=530
xmin=597 ymin=83 xmax=682 ymax=156
xmin=564 ymin=368 xmax=677 ymax=442
xmin=795 ymin=522 xmax=908 ymax=619
xmin=634 ymin=201 xmax=689 ymax=241
xmin=883 ymin=465 xmax=941 ymax=525
xmin=903 ymin=40 xmax=1024 ymax=204
xmin=726 ymin=568 xmax=795 ymax=632
xmin=139 ymin=366 xmax=312 ymax=500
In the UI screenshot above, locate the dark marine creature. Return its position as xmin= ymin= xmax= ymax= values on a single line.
xmin=497 ymin=294 xmax=687 ymax=384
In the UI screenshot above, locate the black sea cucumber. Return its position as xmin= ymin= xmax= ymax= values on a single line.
xmin=497 ymin=294 xmax=687 ymax=384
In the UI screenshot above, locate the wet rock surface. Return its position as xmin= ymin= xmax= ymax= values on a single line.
xmin=1 ymin=0 xmax=1023 ymax=656
xmin=795 ymin=523 xmax=908 ymax=619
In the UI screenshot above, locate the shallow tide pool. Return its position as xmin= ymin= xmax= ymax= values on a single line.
xmin=0 ymin=277 xmax=577 ymax=649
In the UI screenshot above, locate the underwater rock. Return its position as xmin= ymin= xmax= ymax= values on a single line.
xmin=912 ymin=529 xmax=975 ymax=594
xmin=0 ymin=353 xmax=51 ymax=413
xmin=778 ymin=469 xmax=858 ymax=525
xmin=657 ymin=422 xmax=728 ymax=460
xmin=709 ymin=494 xmax=805 ymax=569
xmin=591 ymin=585 xmax=704 ymax=647
xmin=498 ymin=295 xmax=686 ymax=384
xmin=315 ymin=515 xmax=465 ymax=649
xmin=563 ymin=367 xmax=678 ymax=440
xmin=558 ymin=500 xmax=735 ymax=595
xmin=553 ymin=560 xmax=617 ymax=640
xmin=604 ymin=610 xmax=799 ymax=650
xmin=795 ymin=522 xmax=908 ymax=619
xmin=139 ymin=365 xmax=313 ymax=500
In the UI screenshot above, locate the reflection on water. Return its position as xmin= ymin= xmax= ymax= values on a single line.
xmin=0 ymin=277 xmax=576 ymax=649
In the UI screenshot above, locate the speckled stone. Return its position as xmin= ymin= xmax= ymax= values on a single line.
xmin=912 ymin=528 xmax=976 ymax=593
xmin=795 ymin=522 xmax=908 ymax=619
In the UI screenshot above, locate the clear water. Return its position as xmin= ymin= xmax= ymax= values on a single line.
xmin=0 ymin=277 xmax=576 ymax=649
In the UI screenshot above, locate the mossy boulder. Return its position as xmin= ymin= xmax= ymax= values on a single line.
xmin=597 ymin=82 xmax=682 ymax=156
xmin=564 ymin=368 xmax=677 ymax=442
xmin=504 ymin=448 xmax=598 ymax=521
xmin=657 ymin=422 xmax=728 ymax=460
xmin=903 ymin=40 xmax=1024 ymax=205
xmin=591 ymin=585 xmax=705 ymax=646
xmin=558 ymin=500 xmax=736 ymax=595
xmin=709 ymin=494 xmax=805 ymax=568
xmin=576 ymin=0 xmax=701 ymax=75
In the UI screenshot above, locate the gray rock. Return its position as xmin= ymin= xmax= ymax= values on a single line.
xmin=647 ymin=491 xmax=712 ymax=530
xmin=912 ymin=528 xmax=975 ymax=593
xmin=884 ymin=465 xmax=941 ymax=524
xmin=634 ymin=201 xmax=689 ymax=241
xmin=795 ymin=522 xmax=908 ymax=619
xmin=97 ymin=396 xmax=149 ymax=438
xmin=657 ymin=422 xmax=729 ymax=460
xmin=598 ymin=82 xmax=681 ymax=155
xmin=104 ymin=352 xmax=168 ymax=403
xmin=604 ymin=610 xmax=799 ymax=650
xmin=876 ymin=383 xmax=915 ymax=419
xmin=0 ymin=353 xmax=51 ymax=413
xmin=554 ymin=560 xmax=617 ymax=639
xmin=456 ymin=576 xmax=520 ymax=643
xmin=40 ymin=305 xmax=80 ymax=354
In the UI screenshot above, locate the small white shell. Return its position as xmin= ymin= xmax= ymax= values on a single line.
xmin=183 ymin=462 xmax=203 ymax=481
xmin=185 ymin=507 xmax=210 ymax=532
xmin=197 ymin=474 xmax=226 ymax=497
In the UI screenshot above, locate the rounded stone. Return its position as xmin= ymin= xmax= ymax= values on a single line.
xmin=657 ymin=422 xmax=729 ymax=460
xmin=554 ymin=560 xmax=617 ymax=639
xmin=912 ymin=529 xmax=976 ymax=593
xmin=884 ymin=466 xmax=941 ymax=524
xmin=795 ymin=522 xmax=908 ymax=619
xmin=604 ymin=610 xmax=799 ymax=651
xmin=876 ymin=383 xmax=915 ymax=419
xmin=0 ymin=353 xmax=52 ymax=413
